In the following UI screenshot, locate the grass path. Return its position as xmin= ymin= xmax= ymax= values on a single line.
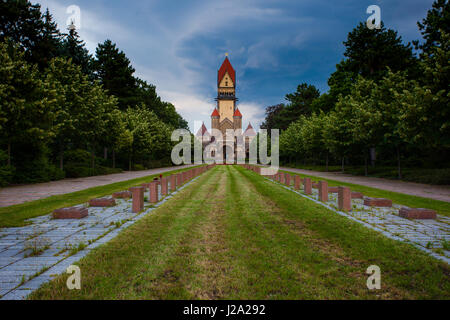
xmin=30 ymin=166 xmax=449 ymax=300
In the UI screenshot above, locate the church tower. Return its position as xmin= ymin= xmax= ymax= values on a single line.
xmin=207 ymin=56 xmax=255 ymax=163
xmin=211 ymin=56 xmax=241 ymax=136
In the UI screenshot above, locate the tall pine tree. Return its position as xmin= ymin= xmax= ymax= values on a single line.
xmin=0 ymin=0 xmax=62 ymax=69
xmin=60 ymin=23 xmax=93 ymax=78
xmin=93 ymin=40 xmax=138 ymax=110
xmin=414 ymin=0 xmax=450 ymax=55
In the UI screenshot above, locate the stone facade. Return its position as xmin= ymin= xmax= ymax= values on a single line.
xmin=195 ymin=57 xmax=256 ymax=163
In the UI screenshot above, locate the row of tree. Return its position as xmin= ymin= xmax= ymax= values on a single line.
xmin=0 ymin=0 xmax=188 ymax=185
xmin=264 ymin=0 xmax=449 ymax=179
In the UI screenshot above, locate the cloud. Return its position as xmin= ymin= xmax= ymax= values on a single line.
xmin=237 ymin=102 xmax=266 ymax=131
xmin=158 ymin=90 xmax=213 ymax=130
xmin=37 ymin=0 xmax=135 ymax=52
xmin=33 ymin=0 xmax=432 ymax=135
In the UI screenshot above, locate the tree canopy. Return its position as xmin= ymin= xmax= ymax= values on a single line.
xmin=0 ymin=0 xmax=189 ymax=186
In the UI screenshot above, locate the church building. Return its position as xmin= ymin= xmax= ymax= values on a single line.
xmin=196 ymin=56 xmax=256 ymax=162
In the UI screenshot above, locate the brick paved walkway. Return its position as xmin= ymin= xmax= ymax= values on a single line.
xmin=0 ymin=165 xmax=194 ymax=208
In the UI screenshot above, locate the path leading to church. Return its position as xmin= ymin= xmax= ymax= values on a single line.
xmin=28 ymin=166 xmax=448 ymax=300
xmin=0 ymin=165 xmax=195 ymax=208
xmin=280 ymin=166 xmax=450 ymax=203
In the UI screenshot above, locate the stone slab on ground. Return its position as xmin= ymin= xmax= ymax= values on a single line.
xmin=399 ymin=208 xmax=437 ymax=220
xmin=364 ymin=198 xmax=393 ymax=207
xmin=52 ymin=207 xmax=88 ymax=220
xmin=88 ymin=198 xmax=116 ymax=207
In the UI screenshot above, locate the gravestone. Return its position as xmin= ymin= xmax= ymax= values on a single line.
xmin=149 ymin=182 xmax=158 ymax=203
xmin=338 ymin=187 xmax=351 ymax=212
xmin=318 ymin=181 xmax=328 ymax=202
xmin=304 ymin=178 xmax=312 ymax=195
xmin=129 ymin=187 xmax=144 ymax=213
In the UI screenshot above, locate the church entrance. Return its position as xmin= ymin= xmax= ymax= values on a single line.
xmin=223 ymin=145 xmax=235 ymax=164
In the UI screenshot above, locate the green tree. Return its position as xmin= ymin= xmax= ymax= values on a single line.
xmin=261 ymin=104 xmax=286 ymax=132
xmin=414 ymin=0 xmax=450 ymax=55
xmin=0 ymin=1 xmax=62 ymax=68
xmin=285 ymin=83 xmax=321 ymax=117
xmin=101 ymin=108 xmax=132 ymax=169
xmin=136 ymin=79 xmax=188 ymax=129
xmin=0 ymin=41 xmax=55 ymax=167
xmin=44 ymin=57 xmax=104 ymax=169
xmin=82 ymin=83 xmax=119 ymax=171
xmin=124 ymin=107 xmax=172 ymax=170
xmin=343 ymin=22 xmax=417 ymax=80
xmin=93 ymin=40 xmax=138 ymax=110
xmin=60 ymin=25 xmax=93 ymax=78
xmin=322 ymin=106 xmax=354 ymax=173
xmin=399 ymin=32 xmax=450 ymax=150
xmin=280 ymin=118 xmax=304 ymax=164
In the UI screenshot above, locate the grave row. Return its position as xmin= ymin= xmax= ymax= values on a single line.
xmin=53 ymin=165 xmax=216 ymax=218
xmin=241 ymin=165 xmax=437 ymax=220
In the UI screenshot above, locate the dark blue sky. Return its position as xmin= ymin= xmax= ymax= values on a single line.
xmin=37 ymin=0 xmax=434 ymax=131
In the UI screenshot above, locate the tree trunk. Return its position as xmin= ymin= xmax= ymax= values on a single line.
xmin=396 ymin=145 xmax=402 ymax=180
xmin=364 ymin=150 xmax=368 ymax=176
xmin=112 ymin=150 xmax=116 ymax=169
xmin=325 ymin=152 xmax=329 ymax=172
xmin=91 ymin=146 xmax=95 ymax=175
xmin=129 ymin=156 xmax=132 ymax=172
xmin=104 ymin=147 xmax=108 ymax=160
xmin=370 ymin=147 xmax=376 ymax=167
xmin=59 ymin=149 xmax=64 ymax=170
xmin=7 ymin=142 xmax=11 ymax=167
xmin=341 ymin=157 xmax=345 ymax=173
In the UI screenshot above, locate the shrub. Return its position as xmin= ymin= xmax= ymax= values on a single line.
xmin=0 ymin=150 xmax=14 ymax=187
xmin=13 ymin=155 xmax=64 ymax=184
xmin=64 ymin=149 xmax=91 ymax=166
xmin=95 ymin=166 xmax=122 ymax=175
xmin=64 ymin=165 xmax=92 ymax=178
xmin=145 ymin=158 xmax=173 ymax=169
xmin=0 ymin=165 xmax=14 ymax=187
xmin=133 ymin=164 xmax=146 ymax=171
xmin=64 ymin=164 xmax=122 ymax=178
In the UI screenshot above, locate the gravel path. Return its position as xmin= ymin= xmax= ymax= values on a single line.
xmin=0 ymin=165 xmax=194 ymax=208
xmin=280 ymin=167 xmax=450 ymax=203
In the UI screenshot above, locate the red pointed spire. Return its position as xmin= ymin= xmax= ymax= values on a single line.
xmin=196 ymin=123 xmax=209 ymax=137
xmin=211 ymin=108 xmax=220 ymax=117
xmin=233 ymin=108 xmax=242 ymax=117
xmin=244 ymin=122 xmax=256 ymax=136
xmin=196 ymin=123 xmax=207 ymax=137
xmin=218 ymin=57 xmax=236 ymax=86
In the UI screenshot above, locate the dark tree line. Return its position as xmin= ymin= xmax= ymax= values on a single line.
xmin=0 ymin=0 xmax=188 ymax=186
xmin=264 ymin=0 xmax=449 ymax=183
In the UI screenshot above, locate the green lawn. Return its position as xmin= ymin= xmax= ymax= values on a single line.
xmin=0 ymin=166 xmax=202 ymax=228
xmin=279 ymin=168 xmax=450 ymax=217
xmin=30 ymin=165 xmax=449 ymax=300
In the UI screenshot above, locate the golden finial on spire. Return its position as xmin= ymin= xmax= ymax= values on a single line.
xmin=225 ymin=52 xmax=229 ymax=57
